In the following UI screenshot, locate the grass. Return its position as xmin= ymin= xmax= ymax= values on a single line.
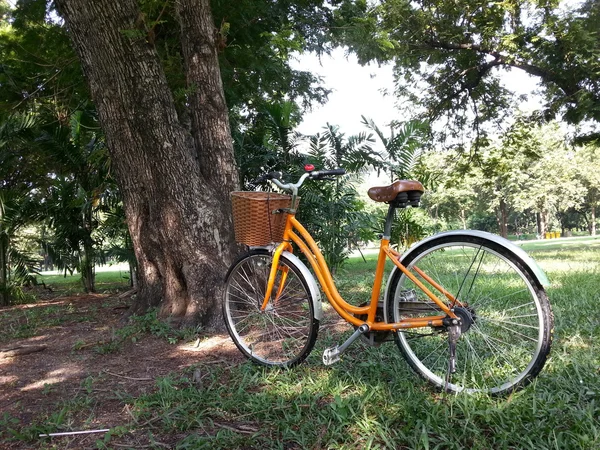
xmin=133 ymin=236 xmax=599 ymax=448
xmin=0 ymin=303 xmax=87 ymax=341
xmin=2 ymin=236 xmax=599 ymax=449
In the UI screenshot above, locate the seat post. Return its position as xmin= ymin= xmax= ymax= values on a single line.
xmin=383 ymin=204 xmax=396 ymax=240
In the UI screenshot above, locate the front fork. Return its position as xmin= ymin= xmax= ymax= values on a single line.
xmin=260 ymin=243 xmax=291 ymax=311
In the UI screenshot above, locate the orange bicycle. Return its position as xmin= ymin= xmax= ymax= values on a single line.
xmin=223 ymin=168 xmax=553 ymax=394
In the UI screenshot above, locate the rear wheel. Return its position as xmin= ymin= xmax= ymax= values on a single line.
xmin=386 ymin=235 xmax=553 ymax=394
xmin=223 ymin=250 xmax=319 ymax=367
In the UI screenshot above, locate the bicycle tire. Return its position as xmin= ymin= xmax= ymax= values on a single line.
xmin=386 ymin=235 xmax=553 ymax=395
xmin=223 ymin=249 xmax=319 ymax=367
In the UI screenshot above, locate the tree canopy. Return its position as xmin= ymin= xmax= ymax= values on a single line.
xmin=341 ymin=0 xmax=600 ymax=145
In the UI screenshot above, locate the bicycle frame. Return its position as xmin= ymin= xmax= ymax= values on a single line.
xmin=261 ymin=211 xmax=460 ymax=331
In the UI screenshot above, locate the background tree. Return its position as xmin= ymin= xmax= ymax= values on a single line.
xmin=0 ymin=114 xmax=40 ymax=305
xmin=473 ymin=116 xmax=545 ymax=237
xmin=419 ymin=121 xmax=596 ymax=237
xmin=574 ymin=144 xmax=600 ymax=235
xmin=37 ymin=110 xmax=113 ymax=293
xmin=513 ymin=124 xmax=583 ymax=236
xmin=0 ymin=190 xmax=38 ymax=305
xmin=422 ymin=156 xmax=478 ymax=231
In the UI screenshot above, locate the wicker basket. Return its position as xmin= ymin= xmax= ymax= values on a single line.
xmin=230 ymin=191 xmax=296 ymax=246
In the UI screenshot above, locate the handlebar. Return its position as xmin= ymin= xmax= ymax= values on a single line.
xmin=251 ymin=168 xmax=346 ymax=195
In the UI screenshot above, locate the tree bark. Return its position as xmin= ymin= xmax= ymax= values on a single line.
xmin=460 ymin=208 xmax=467 ymax=229
xmin=0 ymin=235 xmax=7 ymax=306
xmin=55 ymin=0 xmax=238 ymax=328
xmin=539 ymin=209 xmax=548 ymax=237
xmin=591 ymin=204 xmax=596 ymax=236
xmin=499 ymin=198 xmax=508 ymax=238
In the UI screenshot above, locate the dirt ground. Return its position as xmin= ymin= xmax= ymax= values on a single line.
xmin=0 ymin=293 xmax=248 ymax=449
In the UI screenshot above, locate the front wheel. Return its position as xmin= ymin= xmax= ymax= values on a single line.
xmin=223 ymin=250 xmax=319 ymax=368
xmin=386 ymin=235 xmax=553 ymax=395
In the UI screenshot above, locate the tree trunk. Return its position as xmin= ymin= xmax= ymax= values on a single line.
xmin=129 ymin=262 xmax=138 ymax=289
xmin=498 ymin=198 xmax=508 ymax=238
xmin=539 ymin=209 xmax=548 ymax=237
xmin=81 ymin=251 xmax=95 ymax=293
xmin=81 ymin=222 xmax=95 ymax=293
xmin=591 ymin=205 xmax=596 ymax=236
xmin=55 ymin=0 xmax=239 ymax=328
xmin=0 ymin=235 xmax=7 ymax=306
xmin=460 ymin=208 xmax=467 ymax=229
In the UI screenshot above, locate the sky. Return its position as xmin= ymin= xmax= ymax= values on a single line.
xmin=289 ymin=48 xmax=547 ymax=187
xmin=291 ymin=48 xmax=398 ymax=136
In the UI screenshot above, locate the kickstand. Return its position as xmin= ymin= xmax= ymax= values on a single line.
xmin=445 ymin=324 xmax=461 ymax=392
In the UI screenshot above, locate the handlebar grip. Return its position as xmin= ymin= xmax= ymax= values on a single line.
xmin=310 ymin=168 xmax=346 ymax=179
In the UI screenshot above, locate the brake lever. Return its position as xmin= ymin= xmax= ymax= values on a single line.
xmin=251 ymin=176 xmax=267 ymax=185
xmin=251 ymin=171 xmax=283 ymax=185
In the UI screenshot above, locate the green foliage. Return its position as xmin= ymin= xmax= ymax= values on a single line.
xmin=361 ymin=116 xmax=430 ymax=181
xmin=211 ymin=0 xmax=338 ymax=114
xmin=362 ymin=117 xmax=432 ymax=247
xmin=392 ymin=208 xmax=432 ymax=248
xmin=0 ymin=1 xmax=88 ymax=118
xmin=36 ymin=109 xmax=117 ymax=293
xmin=0 ymin=114 xmax=43 ymax=305
xmin=0 ymin=282 xmax=36 ymax=305
xmin=233 ymin=100 xmax=305 ymax=187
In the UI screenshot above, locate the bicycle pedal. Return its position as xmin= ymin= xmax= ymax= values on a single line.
xmin=322 ymin=346 xmax=341 ymax=365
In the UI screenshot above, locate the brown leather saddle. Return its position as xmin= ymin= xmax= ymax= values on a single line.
xmin=367 ymin=180 xmax=424 ymax=207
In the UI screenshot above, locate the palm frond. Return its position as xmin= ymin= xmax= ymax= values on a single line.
xmin=8 ymin=246 xmax=39 ymax=285
xmin=0 ymin=113 xmax=38 ymax=148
